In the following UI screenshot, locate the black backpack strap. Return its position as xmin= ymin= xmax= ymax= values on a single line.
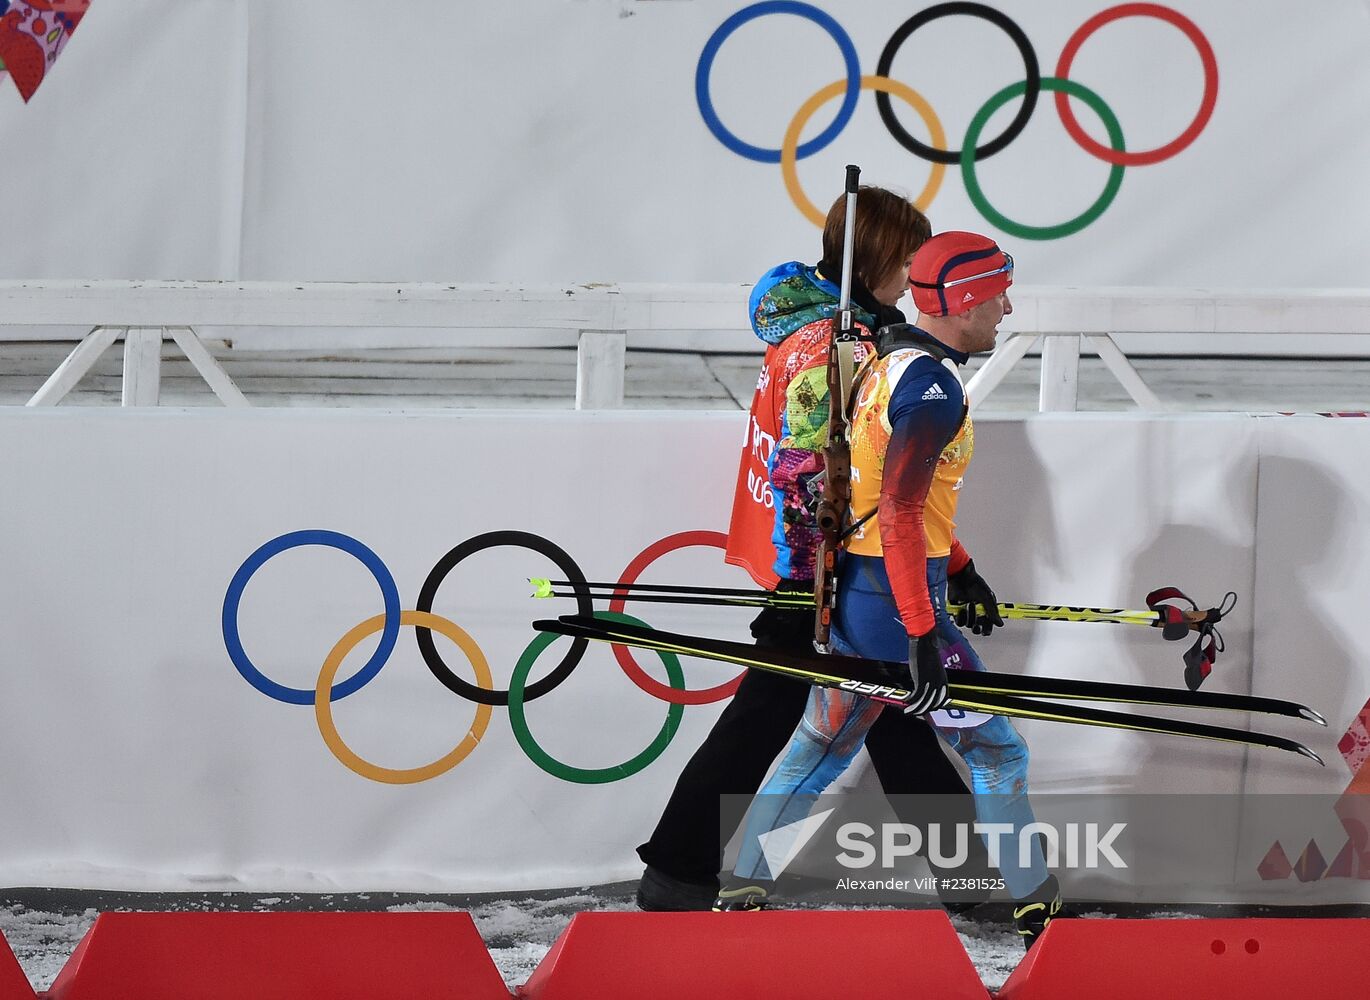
xmin=875 ymin=322 xmax=951 ymax=362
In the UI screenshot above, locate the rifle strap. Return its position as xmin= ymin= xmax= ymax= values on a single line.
xmin=834 ymin=337 xmax=858 ymax=420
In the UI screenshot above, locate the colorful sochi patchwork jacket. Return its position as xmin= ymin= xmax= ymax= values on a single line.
xmin=724 ymin=261 xmax=882 ymax=585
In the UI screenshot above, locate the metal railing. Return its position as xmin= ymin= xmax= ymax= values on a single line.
xmin=3 ymin=281 xmax=1369 ymax=410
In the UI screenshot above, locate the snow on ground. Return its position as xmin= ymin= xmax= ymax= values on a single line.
xmin=1 ymin=890 xmax=1038 ymax=993
xmin=0 ymin=904 xmax=98 ymax=991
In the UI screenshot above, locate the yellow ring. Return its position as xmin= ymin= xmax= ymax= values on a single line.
xmin=314 ymin=610 xmax=494 ymax=785
xmin=782 ymin=75 xmax=947 ymax=228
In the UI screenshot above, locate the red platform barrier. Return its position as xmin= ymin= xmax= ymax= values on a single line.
xmin=41 ymin=911 xmax=510 ymax=1000
xmin=516 ymin=910 xmax=987 ymax=1000
xmin=1 ymin=931 xmax=37 ymax=1000
xmin=996 ymin=918 xmax=1370 ymax=999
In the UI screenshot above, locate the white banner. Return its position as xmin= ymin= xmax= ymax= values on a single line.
xmin=1240 ymin=415 xmax=1370 ymax=888
xmin=0 ymin=409 xmax=755 ymax=891
xmin=2 ymin=1 xmax=1368 ymax=289
xmin=0 ymin=408 xmax=1362 ymax=895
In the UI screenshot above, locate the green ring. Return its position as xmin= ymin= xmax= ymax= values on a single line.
xmin=962 ymin=77 xmax=1125 ymax=241
xmin=508 ymin=611 xmax=685 ymax=784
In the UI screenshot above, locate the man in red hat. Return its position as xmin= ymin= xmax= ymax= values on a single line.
xmin=724 ymin=231 xmax=1064 ymax=947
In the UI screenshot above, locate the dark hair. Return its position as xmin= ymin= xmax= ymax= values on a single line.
xmin=822 ymin=187 xmax=932 ymax=290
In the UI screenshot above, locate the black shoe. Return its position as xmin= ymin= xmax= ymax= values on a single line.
xmin=712 ymin=881 xmax=771 ymax=912
xmin=635 ymin=865 xmax=719 ymax=912
xmin=1012 ymin=874 xmax=1064 ymax=949
xmin=941 ymin=896 xmax=991 ymax=918
xmin=928 ymin=854 xmax=996 ymax=917
xmin=932 ymin=870 xmax=995 ymax=917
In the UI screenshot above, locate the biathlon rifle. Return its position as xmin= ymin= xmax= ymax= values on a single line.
xmin=813 ymin=164 xmax=862 ymax=652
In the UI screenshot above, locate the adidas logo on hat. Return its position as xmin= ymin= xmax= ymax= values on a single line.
xmin=922 ymin=382 xmax=948 ymax=401
xmin=962 ymin=291 xmax=975 ymax=302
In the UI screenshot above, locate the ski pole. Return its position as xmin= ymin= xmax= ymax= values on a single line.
xmin=530 ymin=578 xmax=1221 ymax=632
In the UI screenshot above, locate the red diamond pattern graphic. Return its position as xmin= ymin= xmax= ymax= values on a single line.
xmin=1257 ymin=841 xmax=1293 ymax=880
xmin=1339 ymin=698 xmax=1370 ymax=771
xmin=1294 ymin=840 xmax=1329 ymax=882
xmin=1327 ymin=838 xmax=1355 ymax=879
xmin=1306 ymin=691 xmax=1370 ymax=879
xmin=0 ymin=1 xmax=92 ymax=103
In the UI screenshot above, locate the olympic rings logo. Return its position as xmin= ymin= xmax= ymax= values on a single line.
xmin=696 ymin=1 xmax=1218 ymax=239
xmin=222 ymin=528 xmax=743 ymax=786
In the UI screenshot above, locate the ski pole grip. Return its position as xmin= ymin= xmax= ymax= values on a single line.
xmin=845 ymin=164 xmax=860 ymax=193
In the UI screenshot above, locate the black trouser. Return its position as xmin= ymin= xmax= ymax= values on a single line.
xmin=636 ymin=603 xmax=985 ymax=886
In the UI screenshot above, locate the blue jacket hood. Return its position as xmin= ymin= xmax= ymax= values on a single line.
xmin=749 ymin=261 xmax=877 ymax=346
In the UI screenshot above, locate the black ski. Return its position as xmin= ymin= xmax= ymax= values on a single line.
xmin=950 ymin=691 xmax=1323 ymax=764
xmin=540 ymin=614 xmax=1321 ymax=723
xmin=943 ymin=664 xmax=1325 ymax=725
xmin=532 ymin=615 xmax=1325 ymax=763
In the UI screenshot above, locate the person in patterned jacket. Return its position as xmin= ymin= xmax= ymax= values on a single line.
xmin=724 ymin=231 xmax=1064 ymax=948
xmin=636 ymin=189 xmax=989 ymax=914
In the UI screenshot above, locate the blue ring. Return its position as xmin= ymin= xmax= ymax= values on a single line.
xmin=223 ymin=530 xmax=402 ymax=706
xmin=695 ymin=1 xmax=860 ymax=164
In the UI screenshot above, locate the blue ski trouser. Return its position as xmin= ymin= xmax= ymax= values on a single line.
xmin=733 ymin=554 xmax=1048 ymax=900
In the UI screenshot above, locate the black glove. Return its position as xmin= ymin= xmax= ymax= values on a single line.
xmin=749 ymin=579 xmax=814 ymax=651
xmin=948 ymin=559 xmax=1004 ymax=636
xmin=903 ymin=631 xmax=950 ymax=715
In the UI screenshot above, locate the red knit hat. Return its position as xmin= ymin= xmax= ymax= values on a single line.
xmin=908 ymin=231 xmax=1013 ymax=317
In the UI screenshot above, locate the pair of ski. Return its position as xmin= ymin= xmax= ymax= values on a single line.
xmin=531 ymin=613 xmax=1327 ymax=765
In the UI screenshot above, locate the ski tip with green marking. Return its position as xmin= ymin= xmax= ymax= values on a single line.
xmin=529 ymin=577 xmax=553 ymax=599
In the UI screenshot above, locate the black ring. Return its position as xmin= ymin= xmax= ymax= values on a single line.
xmin=415 ymin=531 xmax=593 ymax=706
xmin=875 ymin=2 xmax=1040 ymax=165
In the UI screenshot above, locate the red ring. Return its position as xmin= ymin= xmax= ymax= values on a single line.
xmin=610 ymin=530 xmax=745 ymax=705
xmin=1054 ymin=3 xmax=1218 ymax=166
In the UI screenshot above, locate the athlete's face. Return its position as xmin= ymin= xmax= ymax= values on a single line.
xmin=959 ymin=291 xmax=1012 ymax=353
xmin=870 ymin=252 xmax=918 ymax=307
